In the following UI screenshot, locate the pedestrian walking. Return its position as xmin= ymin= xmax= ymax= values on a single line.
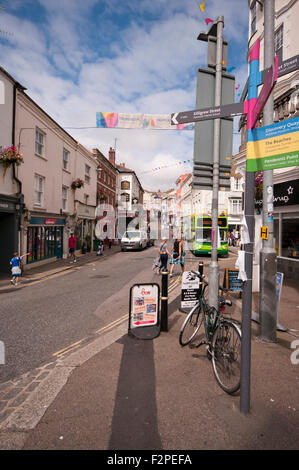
xmin=169 ymin=237 xmax=185 ymax=277
xmin=68 ymin=232 xmax=77 ymax=263
xmin=96 ymin=239 xmax=104 ymax=256
xmin=158 ymin=239 xmax=171 ymax=272
xmin=229 ymin=232 xmax=235 ymax=247
xmin=10 ymin=252 xmax=30 ymax=286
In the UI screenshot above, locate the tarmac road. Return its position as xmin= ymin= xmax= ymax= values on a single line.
xmin=0 ymin=246 xmax=159 ymax=384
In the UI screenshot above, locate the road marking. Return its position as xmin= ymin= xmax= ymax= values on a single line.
xmin=52 ymin=270 xmax=183 ymax=359
xmin=95 ymin=313 xmax=128 ymax=334
xmin=53 ymin=338 xmax=87 ymax=358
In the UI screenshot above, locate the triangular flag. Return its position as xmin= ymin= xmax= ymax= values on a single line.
xmin=205 ymin=18 xmax=214 ymax=25
xmin=199 ymin=0 xmax=206 ymax=12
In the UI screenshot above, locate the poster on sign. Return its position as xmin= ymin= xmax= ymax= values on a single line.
xmin=129 ymin=283 xmax=160 ymax=329
xmin=181 ymin=271 xmax=200 ymax=309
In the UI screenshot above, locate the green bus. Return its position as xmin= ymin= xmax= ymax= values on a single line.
xmin=191 ymin=215 xmax=228 ymax=256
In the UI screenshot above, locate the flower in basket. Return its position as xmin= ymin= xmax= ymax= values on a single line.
xmin=0 ymin=145 xmax=24 ymax=168
xmin=71 ymin=178 xmax=84 ymax=189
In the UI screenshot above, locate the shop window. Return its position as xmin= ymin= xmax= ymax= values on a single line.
xmin=34 ymin=174 xmax=45 ymax=207
xmin=281 ymin=219 xmax=299 ymax=258
xmin=27 ymin=226 xmax=63 ymax=263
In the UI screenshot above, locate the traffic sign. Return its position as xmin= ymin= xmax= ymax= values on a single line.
xmin=171 ymin=101 xmax=244 ymax=125
xmin=262 ymin=53 xmax=299 ymax=83
xmin=260 ymin=226 xmax=269 ymax=240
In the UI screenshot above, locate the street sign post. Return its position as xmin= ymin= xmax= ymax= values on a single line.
xmin=171 ymin=102 xmax=244 ymax=125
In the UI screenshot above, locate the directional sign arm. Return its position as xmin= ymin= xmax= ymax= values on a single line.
xmin=171 ymin=102 xmax=245 ymax=125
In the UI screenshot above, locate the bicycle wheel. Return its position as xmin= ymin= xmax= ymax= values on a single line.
xmin=179 ymin=303 xmax=203 ymax=347
xmin=211 ymin=320 xmax=241 ymax=394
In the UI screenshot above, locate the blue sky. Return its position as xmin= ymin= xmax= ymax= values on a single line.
xmin=0 ymin=0 xmax=249 ymax=191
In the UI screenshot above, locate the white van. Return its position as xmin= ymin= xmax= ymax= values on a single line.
xmin=120 ymin=230 xmax=147 ymax=251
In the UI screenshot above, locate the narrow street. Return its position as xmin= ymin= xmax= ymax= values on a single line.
xmin=0 ymin=246 xmax=160 ymax=384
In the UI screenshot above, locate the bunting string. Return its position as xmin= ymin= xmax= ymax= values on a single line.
xmin=140 ymin=159 xmax=193 ymax=175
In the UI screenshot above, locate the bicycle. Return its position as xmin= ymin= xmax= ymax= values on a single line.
xmin=179 ymin=271 xmax=242 ymax=394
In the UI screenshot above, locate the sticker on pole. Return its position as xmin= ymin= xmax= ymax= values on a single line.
xmin=129 ymin=283 xmax=160 ymax=339
xmin=181 ymin=271 xmax=200 ymax=310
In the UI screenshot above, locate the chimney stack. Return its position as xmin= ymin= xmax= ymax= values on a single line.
xmin=109 ymin=147 xmax=115 ymax=166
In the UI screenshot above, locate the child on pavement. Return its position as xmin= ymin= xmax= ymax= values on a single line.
xmin=10 ymin=252 xmax=30 ymax=286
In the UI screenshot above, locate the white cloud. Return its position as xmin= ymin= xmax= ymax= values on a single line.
xmin=0 ymin=0 xmax=250 ymax=191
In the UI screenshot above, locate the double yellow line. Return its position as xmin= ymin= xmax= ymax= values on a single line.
xmin=53 ymin=313 xmax=128 ymax=359
xmin=53 ymin=277 xmax=182 ymax=359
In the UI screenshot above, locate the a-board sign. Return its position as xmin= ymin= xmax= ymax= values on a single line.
xmin=181 ymin=271 xmax=200 ymax=309
xmin=223 ymin=269 xmax=243 ymax=293
xmin=129 ymin=283 xmax=160 ymax=339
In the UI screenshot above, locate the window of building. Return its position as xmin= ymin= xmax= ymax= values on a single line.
xmin=231 ymin=198 xmax=242 ymax=214
xmin=62 ymin=186 xmax=68 ymax=211
xmin=121 ymin=180 xmax=130 ymax=190
xmin=35 ymin=128 xmax=45 ymax=157
xmin=250 ymin=2 xmax=256 ymax=36
xmin=233 ymin=177 xmax=242 ymax=191
xmin=274 ymin=24 xmax=283 ymax=62
xmin=84 ymin=194 xmax=89 ymax=205
xmin=34 ymin=174 xmax=45 ymax=206
xmin=121 ymin=192 xmax=130 ymax=202
xmin=85 ymin=164 xmax=90 ymax=184
xmin=63 ymin=148 xmax=69 ymax=170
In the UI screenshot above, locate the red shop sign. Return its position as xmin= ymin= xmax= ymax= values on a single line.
xmin=45 ymin=218 xmax=57 ymax=225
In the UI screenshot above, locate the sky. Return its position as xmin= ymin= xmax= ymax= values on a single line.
xmin=0 ymin=0 xmax=249 ymax=192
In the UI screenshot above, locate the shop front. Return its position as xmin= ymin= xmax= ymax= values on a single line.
xmin=75 ymin=202 xmax=95 ymax=252
xmin=272 ymin=179 xmax=299 ymax=279
xmin=26 ymin=217 xmax=65 ymax=264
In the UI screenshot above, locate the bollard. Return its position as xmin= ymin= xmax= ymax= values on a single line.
xmin=160 ymin=270 xmax=168 ymax=332
xmin=198 ymin=262 xmax=204 ymax=297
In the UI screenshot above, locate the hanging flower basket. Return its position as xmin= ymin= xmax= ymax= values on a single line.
xmin=0 ymin=146 xmax=23 ymax=180
xmin=98 ymin=193 xmax=107 ymax=202
xmin=71 ymin=178 xmax=84 ymax=190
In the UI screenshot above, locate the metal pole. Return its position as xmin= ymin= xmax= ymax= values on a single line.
xmin=160 ymin=270 xmax=168 ymax=332
xmin=208 ymin=16 xmax=224 ymax=310
xmin=240 ymin=37 xmax=261 ymax=414
xmin=259 ymin=0 xmax=277 ymax=342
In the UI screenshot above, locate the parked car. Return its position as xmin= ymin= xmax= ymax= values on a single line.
xmin=147 ymin=232 xmax=155 ymax=247
xmin=121 ymin=230 xmax=147 ymax=251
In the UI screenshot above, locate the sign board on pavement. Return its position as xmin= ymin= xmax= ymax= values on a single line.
xmin=129 ymin=283 xmax=160 ymax=339
xmin=223 ymin=269 xmax=243 ymax=296
xmin=181 ymin=271 xmax=200 ymax=309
